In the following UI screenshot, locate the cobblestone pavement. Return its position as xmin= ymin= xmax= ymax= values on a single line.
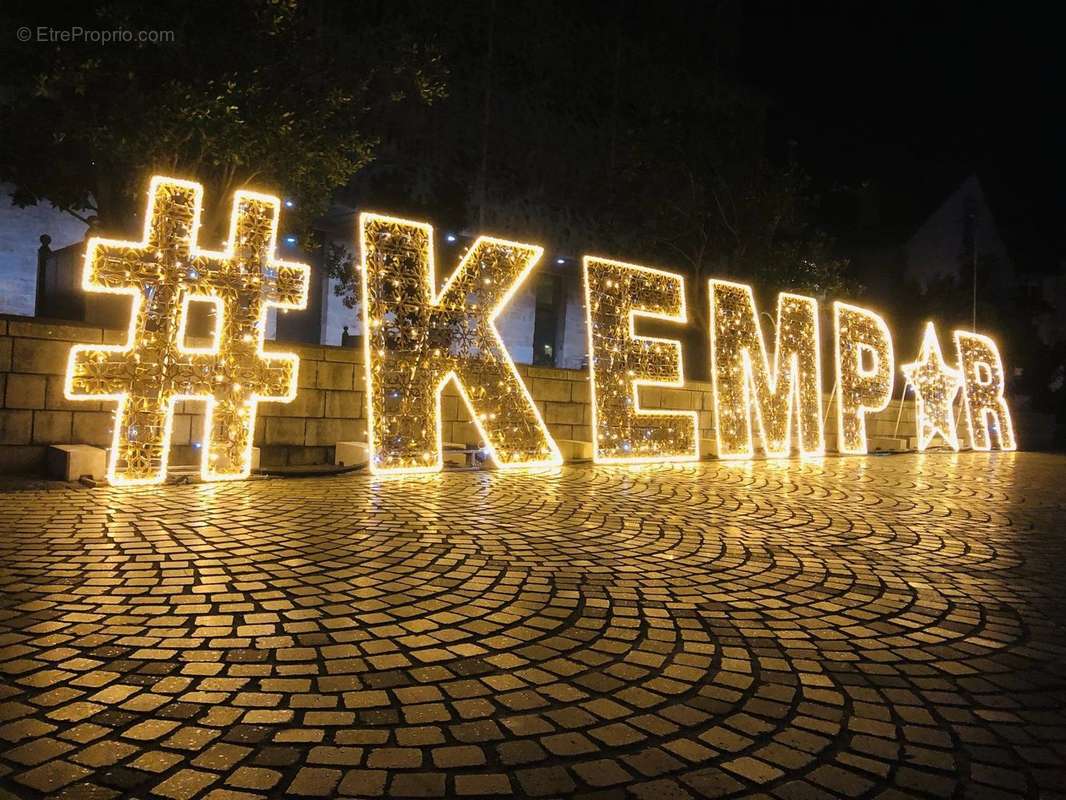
xmin=0 ymin=452 xmax=1064 ymax=800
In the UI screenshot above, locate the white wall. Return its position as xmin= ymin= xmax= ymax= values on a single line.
xmin=496 ymin=284 xmax=536 ymax=365
xmin=0 ymin=184 xmax=88 ymax=315
xmin=559 ymin=270 xmax=588 ymax=370
xmin=320 ymin=274 xmax=360 ymax=345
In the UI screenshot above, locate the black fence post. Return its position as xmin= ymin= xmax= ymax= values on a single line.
xmin=35 ymin=234 xmax=52 ymax=317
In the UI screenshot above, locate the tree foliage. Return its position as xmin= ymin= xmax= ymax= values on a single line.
xmin=335 ymin=2 xmax=851 ymax=307
xmin=2 ymin=0 xmax=850 ymax=334
xmin=0 ymin=0 xmax=446 ymax=238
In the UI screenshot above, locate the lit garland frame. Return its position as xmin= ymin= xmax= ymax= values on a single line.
xmin=954 ymin=330 xmax=1017 ymax=451
xmin=583 ymin=256 xmax=698 ymax=464
xmin=360 ymin=213 xmax=562 ymax=475
xmin=709 ymin=280 xmax=825 ymax=459
xmin=901 ymin=321 xmax=962 ymax=452
xmin=64 ymin=175 xmax=309 ymax=486
xmin=61 ymin=176 xmax=1023 ymax=483
xmin=833 ymin=301 xmax=894 ymax=455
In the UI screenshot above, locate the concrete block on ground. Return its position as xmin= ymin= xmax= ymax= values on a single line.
xmin=557 ymin=439 xmax=593 ymax=462
xmin=46 ymin=444 xmax=106 ymax=481
xmin=443 ymin=442 xmax=470 ymax=468
xmin=334 ymin=441 xmax=369 ymax=468
xmin=868 ymin=436 xmax=908 ymax=452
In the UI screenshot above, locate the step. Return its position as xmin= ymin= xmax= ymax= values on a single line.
xmin=334 ymin=441 xmax=370 ymax=468
xmin=557 ymin=439 xmax=593 ymax=462
xmin=46 ymin=444 xmax=106 ymax=482
xmin=333 ymin=441 xmax=478 ymax=469
xmin=868 ymin=436 xmax=908 ymax=452
xmin=443 ymin=442 xmax=473 ymax=468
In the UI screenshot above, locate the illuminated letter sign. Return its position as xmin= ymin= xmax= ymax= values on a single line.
xmin=360 ymin=213 xmax=561 ymax=474
xmin=833 ymin=302 xmax=894 ymax=455
xmin=709 ymin=281 xmax=824 ymax=459
xmin=901 ymin=322 xmax=961 ymax=451
xmin=63 ymin=176 xmax=1024 ymax=481
xmin=583 ymin=257 xmax=697 ymax=463
xmin=954 ymin=331 xmax=1016 ymax=451
xmin=65 ymin=176 xmax=309 ymax=485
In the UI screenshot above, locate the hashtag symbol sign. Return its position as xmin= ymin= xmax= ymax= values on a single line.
xmin=64 ymin=176 xmax=310 ymax=485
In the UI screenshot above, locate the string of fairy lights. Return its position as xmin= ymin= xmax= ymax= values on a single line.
xmin=954 ymin=330 xmax=1017 ymax=451
xmin=62 ymin=176 xmax=1017 ymax=482
xmin=709 ymin=281 xmax=824 ymax=459
xmin=834 ymin=302 xmax=894 ymax=455
xmin=64 ymin=176 xmax=309 ymax=485
xmin=359 ymin=213 xmax=561 ymax=475
xmin=583 ymin=256 xmax=698 ymax=463
xmin=902 ymin=321 xmax=962 ymax=451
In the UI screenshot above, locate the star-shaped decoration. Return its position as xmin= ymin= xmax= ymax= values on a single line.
xmin=902 ymin=321 xmax=962 ymax=451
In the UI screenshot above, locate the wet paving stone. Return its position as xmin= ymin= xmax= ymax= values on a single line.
xmin=0 ymin=452 xmax=1064 ymax=798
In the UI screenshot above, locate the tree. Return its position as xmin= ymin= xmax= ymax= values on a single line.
xmin=3 ymin=0 xmax=851 ymax=359
xmin=335 ymin=0 xmax=851 ymax=299
xmin=335 ymin=1 xmax=850 ymax=374
xmin=0 ymin=0 xmax=446 ymax=240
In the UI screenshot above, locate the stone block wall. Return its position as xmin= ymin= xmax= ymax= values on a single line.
xmin=0 ymin=313 xmax=1050 ymax=475
xmin=0 ymin=316 xmax=374 ymax=472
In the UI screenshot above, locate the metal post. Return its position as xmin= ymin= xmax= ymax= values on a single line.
xmin=972 ymin=216 xmax=978 ymax=331
xmin=892 ymin=379 xmax=908 ymax=442
xmin=35 ymin=234 xmax=52 ymax=317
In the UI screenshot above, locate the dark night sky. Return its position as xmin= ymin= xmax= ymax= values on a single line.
xmin=739 ymin=1 xmax=1064 ymax=268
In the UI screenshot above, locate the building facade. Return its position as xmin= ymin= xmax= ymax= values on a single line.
xmin=0 ymin=183 xmax=88 ymax=317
